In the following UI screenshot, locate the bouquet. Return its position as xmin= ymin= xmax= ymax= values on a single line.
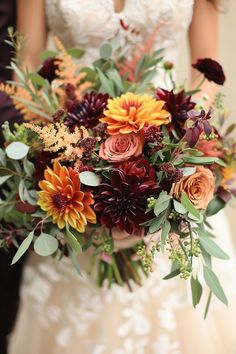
xmin=0 ymin=28 xmax=236 ymax=315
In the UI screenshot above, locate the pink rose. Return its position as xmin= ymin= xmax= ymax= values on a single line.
xmin=99 ymin=132 xmax=143 ymax=162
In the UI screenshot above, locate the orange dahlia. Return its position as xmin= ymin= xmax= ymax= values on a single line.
xmin=37 ymin=161 xmax=96 ymax=232
xmin=100 ymin=92 xmax=170 ymax=135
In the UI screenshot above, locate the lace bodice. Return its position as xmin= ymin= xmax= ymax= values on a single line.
xmin=46 ymin=0 xmax=194 ymax=66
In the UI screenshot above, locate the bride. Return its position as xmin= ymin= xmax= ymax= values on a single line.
xmin=9 ymin=1 xmax=236 ymax=353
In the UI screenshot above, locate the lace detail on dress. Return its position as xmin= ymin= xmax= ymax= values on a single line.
xmin=46 ymin=0 xmax=194 ymax=66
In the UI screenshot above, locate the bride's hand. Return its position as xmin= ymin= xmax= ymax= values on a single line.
xmin=112 ymin=228 xmax=144 ymax=251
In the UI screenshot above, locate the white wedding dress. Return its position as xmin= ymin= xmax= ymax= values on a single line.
xmin=9 ymin=1 xmax=236 ymax=353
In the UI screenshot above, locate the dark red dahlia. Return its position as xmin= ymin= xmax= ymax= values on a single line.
xmin=155 ymin=89 xmax=196 ymax=136
xmin=64 ymin=92 xmax=109 ymax=129
xmin=192 ymin=58 xmax=225 ymax=85
xmin=94 ymin=170 xmax=159 ymax=234
xmin=38 ymin=57 xmax=59 ymax=83
xmin=115 ymin=157 xmax=157 ymax=185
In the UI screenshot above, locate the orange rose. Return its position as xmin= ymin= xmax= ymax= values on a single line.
xmin=99 ymin=132 xmax=143 ymax=162
xmin=171 ymin=166 xmax=215 ymax=209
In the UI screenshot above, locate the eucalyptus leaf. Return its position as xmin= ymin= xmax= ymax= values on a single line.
xmin=69 ymin=248 xmax=82 ymax=276
xmin=34 ymin=233 xmax=59 ymax=256
xmin=0 ymin=149 xmax=6 ymax=166
xmin=100 ymin=43 xmax=112 ymax=60
xmin=203 ymin=266 xmax=228 ymax=305
xmin=161 ymin=220 xmax=170 ymax=251
xmin=29 ymin=72 xmax=46 ymax=86
xmin=191 ymin=276 xmax=203 ymax=307
xmin=11 ymin=231 xmax=34 ymax=264
xmin=163 ymin=268 xmax=180 ymax=280
xmin=173 ymin=199 xmax=187 ymax=214
xmin=0 ymin=175 xmax=12 ymax=186
xmin=65 ymin=225 xmax=82 ymax=254
xmin=67 ymin=48 xmax=85 ymax=58
xmin=180 ymin=167 xmax=196 ymax=177
xmin=79 ymin=171 xmax=101 ymax=187
xmin=199 ymin=235 xmax=230 ymax=260
xmin=183 ymin=156 xmax=226 ymax=167
xmin=40 ymin=49 xmax=57 ymax=62
xmin=23 ymin=157 xmax=35 ymax=177
xmin=6 ymin=142 xmax=29 ymax=160
xmin=181 ymin=192 xmax=200 ymax=219
xmin=206 ymin=196 xmax=226 ymax=217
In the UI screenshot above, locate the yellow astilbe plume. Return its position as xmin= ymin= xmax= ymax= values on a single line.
xmin=53 ymin=36 xmax=92 ymax=104
xmin=25 ymin=122 xmax=89 ymax=162
xmin=0 ymin=83 xmax=48 ymax=122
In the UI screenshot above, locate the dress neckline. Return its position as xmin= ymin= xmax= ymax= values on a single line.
xmin=112 ymin=0 xmax=127 ymax=14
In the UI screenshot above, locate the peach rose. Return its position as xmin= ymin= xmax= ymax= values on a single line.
xmin=99 ymin=132 xmax=143 ymax=162
xmin=171 ymin=166 xmax=215 ymax=209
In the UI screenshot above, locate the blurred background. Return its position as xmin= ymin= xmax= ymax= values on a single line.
xmin=179 ymin=0 xmax=236 ymax=241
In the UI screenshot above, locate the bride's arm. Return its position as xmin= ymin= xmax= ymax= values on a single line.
xmin=17 ymin=0 xmax=47 ymax=70
xmin=188 ymin=0 xmax=219 ymax=105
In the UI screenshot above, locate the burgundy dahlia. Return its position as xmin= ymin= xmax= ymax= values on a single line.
xmin=65 ymin=92 xmax=109 ymax=129
xmin=192 ymin=58 xmax=225 ymax=85
xmin=116 ymin=157 xmax=157 ymax=185
xmin=155 ymin=89 xmax=195 ymax=136
xmin=38 ymin=57 xmax=59 ymax=83
xmin=94 ymin=170 xmax=159 ymax=234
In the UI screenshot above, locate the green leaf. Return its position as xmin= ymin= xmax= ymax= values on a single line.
xmin=203 ymin=266 xmax=228 ymax=305
xmin=34 ymin=233 xmax=59 ymax=256
xmin=65 ymin=225 xmax=82 ymax=254
xmin=23 ymin=157 xmax=35 ymax=177
xmin=68 ymin=248 xmax=82 ymax=276
xmin=161 ymin=220 xmax=170 ymax=251
xmin=18 ymin=179 xmax=25 ymax=202
xmin=225 ymin=123 xmax=236 ymax=136
xmin=199 ymin=235 xmax=229 ymax=260
xmin=180 ymin=167 xmax=196 ymax=177
xmin=173 ymin=199 xmax=187 ymax=214
xmin=79 ymin=171 xmax=101 ymax=187
xmin=206 ymin=196 xmax=226 ymax=217
xmin=0 ymin=149 xmax=6 ymax=166
xmin=6 ymin=142 xmax=29 ymax=160
xmin=154 ymin=191 xmax=172 ymax=217
xmin=181 ymin=192 xmax=200 ymax=219
xmin=0 ymin=175 xmax=12 ymax=186
xmin=80 ymin=67 xmax=96 ymax=81
xmin=191 ymin=276 xmax=203 ymax=307
xmin=100 ymin=43 xmax=112 ymax=60
xmin=11 ymin=231 xmax=34 ymax=264
xmin=29 ymin=72 xmax=46 ymax=86
xmin=148 ymin=214 xmax=165 ymax=234
xmin=40 ymin=49 xmax=57 ymax=62
xmin=163 ymin=268 xmax=180 ymax=280
xmin=67 ymin=48 xmax=85 ymax=59
xmin=96 ymin=68 xmax=116 ymax=97
xmin=183 ymin=156 xmax=226 ymax=167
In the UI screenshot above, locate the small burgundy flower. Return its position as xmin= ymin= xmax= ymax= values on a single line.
xmin=115 ymin=157 xmax=157 ymax=185
xmin=184 ymin=109 xmax=212 ymax=147
xmin=79 ymin=137 xmax=97 ymax=162
xmin=65 ymin=92 xmax=109 ymax=129
xmin=38 ymin=57 xmax=59 ymax=83
xmin=155 ymin=89 xmax=195 ymax=136
xmin=94 ymin=170 xmax=159 ymax=234
xmin=143 ymin=125 xmax=164 ymax=143
xmin=192 ymin=58 xmax=226 ymax=85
